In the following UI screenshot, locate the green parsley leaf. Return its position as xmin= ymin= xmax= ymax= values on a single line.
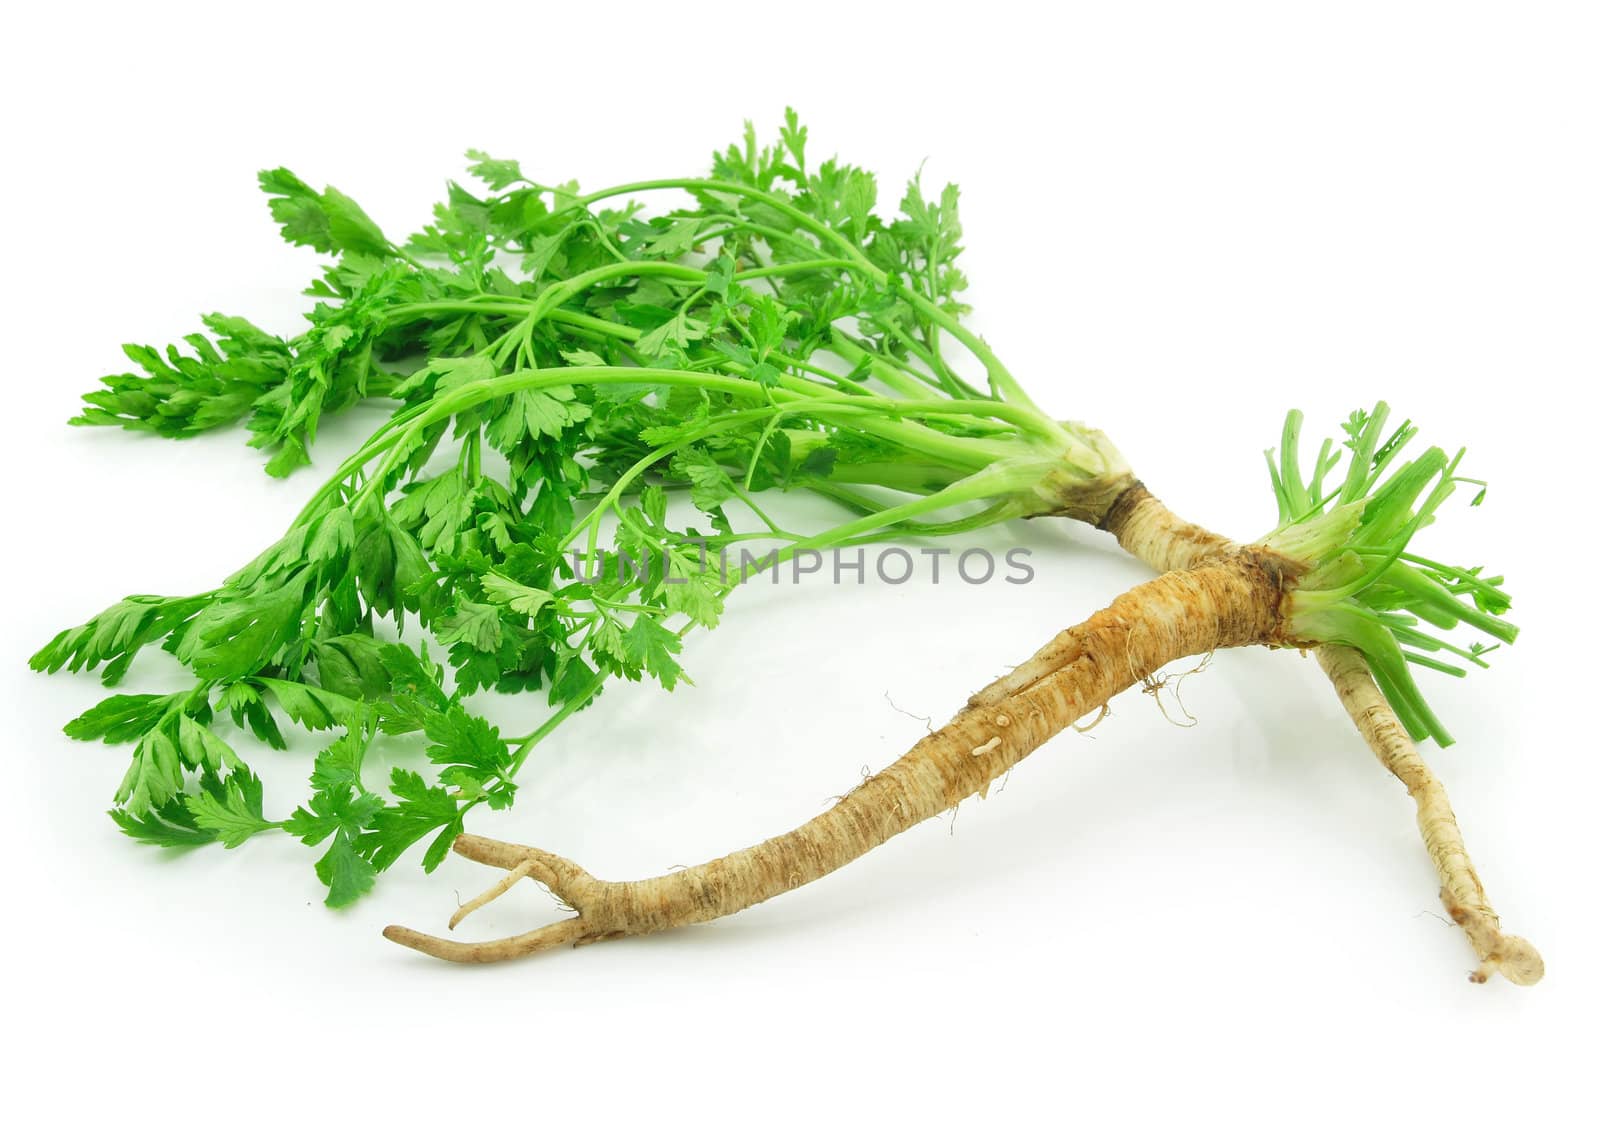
xmin=185 ymin=768 xmax=274 ymax=848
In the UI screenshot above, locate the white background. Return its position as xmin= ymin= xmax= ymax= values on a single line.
xmin=2 ymin=2 xmax=1594 ymax=1117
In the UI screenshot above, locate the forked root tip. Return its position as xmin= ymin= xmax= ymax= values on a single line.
xmin=385 ymin=835 xmax=603 ymax=963
xmin=384 ymin=917 xmax=591 ymax=964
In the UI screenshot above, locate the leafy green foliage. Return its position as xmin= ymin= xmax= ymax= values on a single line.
xmin=187 ymin=768 xmax=274 ymax=848
xmin=34 ymin=113 xmax=1140 ymax=908
xmin=258 ymin=168 xmax=393 ymax=259
xmin=72 ymin=318 xmax=293 ymax=439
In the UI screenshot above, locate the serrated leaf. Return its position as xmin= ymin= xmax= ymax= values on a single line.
xmin=622 ymin=615 xmax=684 ymax=689
xmin=185 ymin=769 xmax=273 ymax=848
xmin=115 ymin=720 xmax=185 ymax=816
xmin=435 ymin=600 xmax=504 ymax=653
xmin=307 ymin=508 xmax=356 ymax=567
xmin=422 ymin=705 xmax=511 ymax=779
xmin=110 ymin=800 xmax=218 ymax=849
xmin=175 ymin=713 xmax=242 ymax=772
xmin=315 ymin=832 xmax=378 ymax=907
xmin=286 ymin=783 xmax=384 ymax=846
xmin=480 ymin=572 xmax=555 ymax=616
xmin=255 ymin=677 xmax=365 ymax=732
xmin=486 ymin=384 xmax=592 ymax=451
xmin=358 ymin=769 xmax=462 ymax=872
xmin=465 ymin=149 xmax=525 ymax=191
xmin=63 ymin=693 xmax=174 ymax=745
xmin=663 ymin=550 xmax=724 ymax=630
xmin=378 ymin=644 xmax=450 ymax=712
xmin=672 ymin=447 xmax=736 ymax=512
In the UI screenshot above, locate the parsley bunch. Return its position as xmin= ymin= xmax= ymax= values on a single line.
xmin=36 ymin=113 xmax=1127 ymax=906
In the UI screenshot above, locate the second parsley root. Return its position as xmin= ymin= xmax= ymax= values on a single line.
xmin=1316 ymin=645 xmax=1543 ymax=984
xmin=1097 ymin=482 xmax=1541 ymax=984
xmin=388 ymin=554 xmax=1293 ymax=962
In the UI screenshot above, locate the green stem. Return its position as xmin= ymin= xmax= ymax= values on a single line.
xmin=575 ymin=178 xmax=1038 ymax=408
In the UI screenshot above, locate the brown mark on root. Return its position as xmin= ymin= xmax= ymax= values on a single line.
xmin=1096 ymin=481 xmax=1235 ymax=574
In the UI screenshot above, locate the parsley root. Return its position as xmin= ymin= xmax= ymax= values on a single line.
xmin=1316 ymin=644 xmax=1542 ymax=984
xmin=387 ymin=553 xmax=1292 ymax=962
xmin=391 ymin=461 xmax=1541 ymax=982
